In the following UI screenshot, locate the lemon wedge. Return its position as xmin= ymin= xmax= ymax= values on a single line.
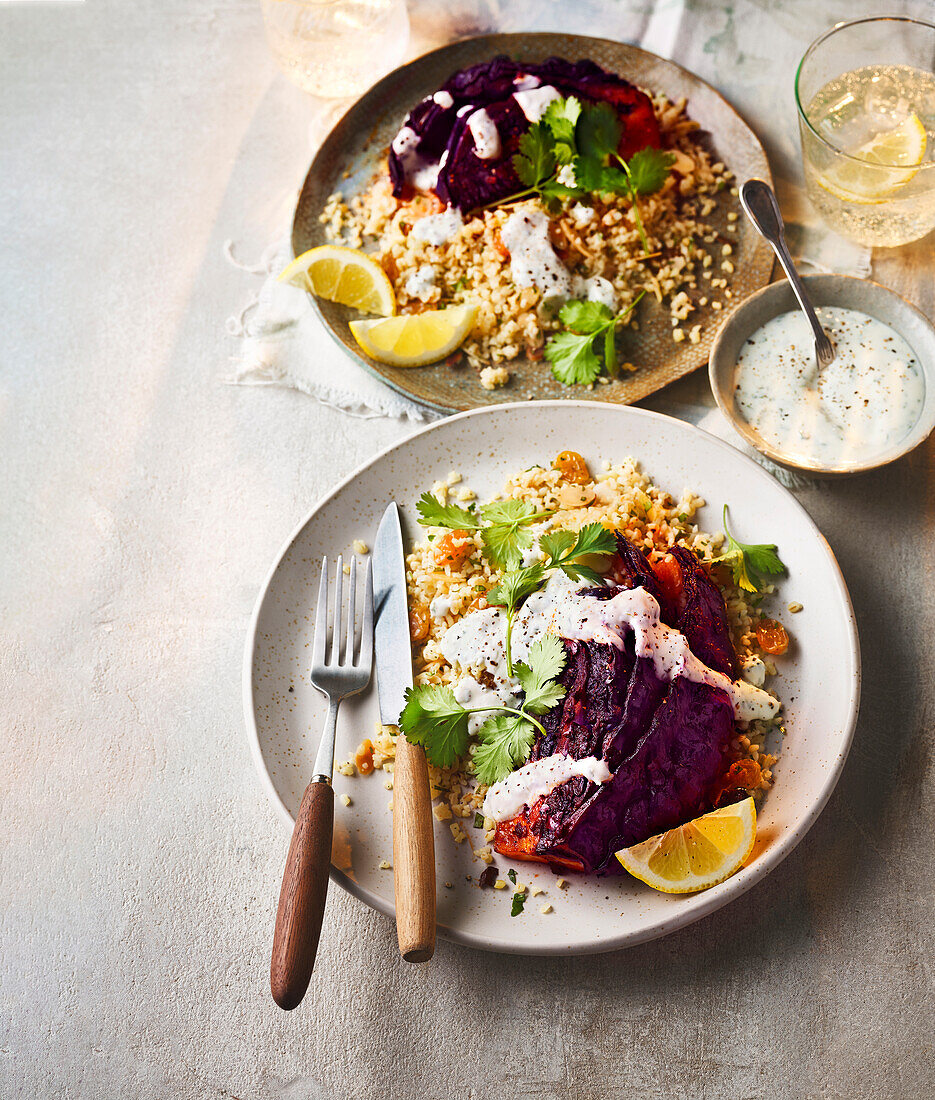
xmin=349 ymin=305 xmax=478 ymax=367
xmin=615 ymin=796 xmax=756 ymax=894
xmin=817 ymin=112 xmax=927 ymax=204
xmin=280 ymin=245 xmax=396 ymax=316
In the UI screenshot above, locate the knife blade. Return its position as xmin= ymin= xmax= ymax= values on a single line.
xmin=373 ymin=501 xmax=436 ymax=963
xmin=373 ymin=501 xmax=413 ymax=725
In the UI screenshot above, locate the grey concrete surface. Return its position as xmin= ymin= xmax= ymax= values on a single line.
xmin=2 ymin=1 xmax=933 ymax=1097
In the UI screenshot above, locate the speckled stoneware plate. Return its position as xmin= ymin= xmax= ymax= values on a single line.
xmin=245 ymin=403 xmax=861 ymax=955
xmin=292 ymin=33 xmax=775 ymax=414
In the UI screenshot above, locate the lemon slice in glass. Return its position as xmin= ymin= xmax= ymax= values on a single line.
xmin=817 ymin=112 xmax=927 ymax=204
xmin=615 ymin=796 xmax=756 ymax=893
xmin=279 ymin=245 xmax=396 ymax=316
xmin=349 ymin=305 xmax=478 ymax=367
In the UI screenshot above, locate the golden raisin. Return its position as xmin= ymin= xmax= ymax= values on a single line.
xmin=408 ymin=603 xmax=430 ymax=643
xmin=552 ymin=450 xmax=590 ymax=485
xmin=434 ymin=530 xmax=473 ymax=569
xmin=354 ymin=739 xmax=375 ymax=775
xmin=725 ymin=758 xmax=762 ymax=790
xmin=756 ymin=619 xmax=789 ymax=656
xmin=380 ymin=253 xmax=399 ymax=283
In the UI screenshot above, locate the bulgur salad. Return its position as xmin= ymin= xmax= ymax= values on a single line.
xmin=314 ymin=54 xmax=740 ymax=388
xmin=343 ymin=451 xmax=793 ymax=897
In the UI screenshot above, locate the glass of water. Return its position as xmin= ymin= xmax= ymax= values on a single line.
xmin=796 ymin=16 xmax=935 ymax=247
xmin=261 ymin=0 xmax=410 ymax=99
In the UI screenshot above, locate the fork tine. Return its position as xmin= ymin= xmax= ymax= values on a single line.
xmin=312 ymin=557 xmax=329 ymax=668
xmin=358 ymin=559 xmax=374 ymax=670
xmin=345 ymin=556 xmax=357 ymax=663
xmin=331 ymin=555 xmax=344 ymax=665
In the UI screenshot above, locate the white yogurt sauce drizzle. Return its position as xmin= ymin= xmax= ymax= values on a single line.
xmin=513 ymin=84 xmax=562 ymax=122
xmin=483 ymin=754 xmax=612 ymax=821
xmin=391 ymin=124 xmax=440 ymax=191
xmin=410 ymin=206 xmax=463 ymax=245
xmin=404 ymin=264 xmax=436 ymax=299
xmin=733 ymin=307 xmax=925 ymax=466
xmin=441 ymin=571 xmax=779 ymax=724
xmin=466 ymin=108 xmax=501 ymax=159
xmin=500 ymin=208 xmax=572 ymax=298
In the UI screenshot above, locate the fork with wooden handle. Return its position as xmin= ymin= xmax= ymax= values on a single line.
xmin=270 ymin=555 xmax=373 ymax=1010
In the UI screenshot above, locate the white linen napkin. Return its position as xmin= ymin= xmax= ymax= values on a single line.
xmin=225 ymin=3 xmax=871 ymax=423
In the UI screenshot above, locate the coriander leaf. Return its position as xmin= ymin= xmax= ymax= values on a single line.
xmin=487 ymin=564 xmax=547 ymax=612
xmin=538 ymin=529 xmax=576 ymax=564
xmin=472 ymin=714 xmax=537 ymax=786
xmin=542 ymin=95 xmax=582 ymax=159
xmin=571 ymin=154 xmax=627 ymax=196
xmin=481 ymin=524 xmax=535 ymax=572
xmin=507 ymin=868 xmax=517 ymax=884
xmin=520 ymin=677 xmax=565 ymax=715
xmin=576 ymin=100 xmax=621 ymax=162
xmin=511 ymin=891 xmax=527 ymax=916
xmin=550 ymin=522 xmax=617 ymax=583
xmin=513 ymin=123 xmax=556 ymax=187
xmin=471 ymin=736 xmax=514 ymax=789
xmin=713 ymin=505 xmax=787 ymax=593
xmin=558 ymin=298 xmax=614 ymax=335
xmin=625 ymin=148 xmax=676 ymax=195
xmin=399 ymin=684 xmax=471 ymax=768
xmin=415 ymin=491 xmax=479 ymax=530
xmin=517 ymin=633 xmax=567 ymax=689
xmin=478 ymin=500 xmax=550 ymax=570
xmin=539 ymin=178 xmax=585 ymax=206
xmin=570 ymin=522 xmax=617 ymax=558
xmin=604 ymin=323 xmax=617 ymax=376
xmin=515 ymin=635 xmax=567 ymax=715
xmin=479 ymin=499 xmax=544 ymax=526
xmin=544 ymin=330 xmax=603 ymax=386
xmin=558 ymin=560 xmax=604 ymax=584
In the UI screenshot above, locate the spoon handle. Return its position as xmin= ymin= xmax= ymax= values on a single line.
xmin=740 ymin=179 xmax=835 ymax=367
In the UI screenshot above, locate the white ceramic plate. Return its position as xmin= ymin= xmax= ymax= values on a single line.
xmin=244 ymin=402 xmax=860 ymax=955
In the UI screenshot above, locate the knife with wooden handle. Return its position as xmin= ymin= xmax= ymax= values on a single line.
xmin=373 ymin=502 xmax=436 ymax=962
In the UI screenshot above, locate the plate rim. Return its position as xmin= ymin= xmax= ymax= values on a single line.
xmin=244 ymin=401 xmax=861 ymax=955
xmin=292 ymin=31 xmax=776 ymax=415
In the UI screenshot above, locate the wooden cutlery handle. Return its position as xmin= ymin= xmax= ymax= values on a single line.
xmin=270 ymin=778 xmax=334 ymax=1009
xmin=392 ymin=734 xmax=436 ymax=962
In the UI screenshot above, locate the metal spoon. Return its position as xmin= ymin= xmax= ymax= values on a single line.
xmin=740 ymin=178 xmax=836 ymax=370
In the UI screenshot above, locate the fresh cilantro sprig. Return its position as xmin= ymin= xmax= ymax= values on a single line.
xmin=480 ymin=95 xmax=675 ymax=256
xmin=415 ymin=492 xmax=553 ymax=570
xmin=399 ymin=636 xmax=568 ymax=784
xmin=570 ymin=100 xmax=675 ymax=253
xmin=713 ymin=505 xmax=787 ymax=593
xmin=488 ymin=522 xmax=617 ymax=674
xmin=544 ymin=291 xmax=646 ymax=386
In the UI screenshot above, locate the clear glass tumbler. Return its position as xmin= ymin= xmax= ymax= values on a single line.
xmin=261 ymin=0 xmax=410 ymax=99
xmin=796 ymin=16 xmax=935 ymax=247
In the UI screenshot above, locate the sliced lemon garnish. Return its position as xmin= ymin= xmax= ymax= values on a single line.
xmin=817 ymin=112 xmax=927 ymax=204
xmin=615 ymin=796 xmax=756 ymax=894
xmin=280 ymin=245 xmax=396 ymax=316
xmin=349 ymin=305 xmax=478 ymax=367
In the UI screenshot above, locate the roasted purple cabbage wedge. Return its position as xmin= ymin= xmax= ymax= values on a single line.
xmin=494 ymin=535 xmax=741 ymax=874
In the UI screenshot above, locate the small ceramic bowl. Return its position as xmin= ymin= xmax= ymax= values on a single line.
xmin=709 ymin=273 xmax=935 ymax=475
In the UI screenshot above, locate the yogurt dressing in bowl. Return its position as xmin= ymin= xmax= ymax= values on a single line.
xmin=732 ymin=306 xmax=925 ymax=466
